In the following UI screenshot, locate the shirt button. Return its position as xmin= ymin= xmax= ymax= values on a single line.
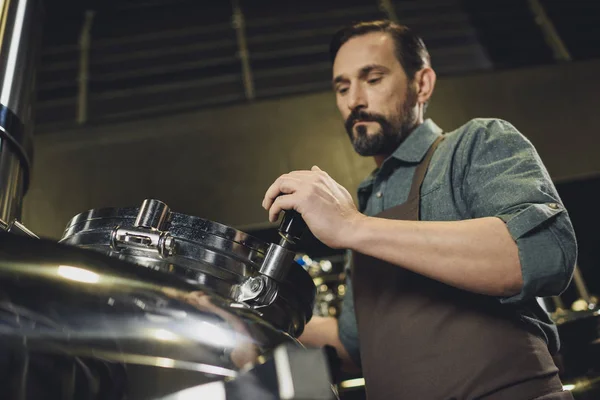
xmin=548 ymin=203 xmax=560 ymax=210
xmin=376 ymin=191 xmax=383 ymax=198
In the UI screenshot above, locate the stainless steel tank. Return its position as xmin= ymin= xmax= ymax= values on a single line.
xmin=0 ymin=0 xmax=326 ymax=394
xmin=0 ymin=0 xmax=42 ymax=234
xmin=0 ymin=198 xmax=324 ymax=398
xmin=60 ymin=199 xmax=316 ymax=338
xmin=0 ymin=0 xmax=331 ymax=396
xmin=0 ymin=233 xmax=289 ymax=398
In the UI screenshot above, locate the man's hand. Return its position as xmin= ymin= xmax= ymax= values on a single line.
xmin=298 ymin=316 xmax=361 ymax=374
xmin=262 ymin=166 xmax=364 ymax=249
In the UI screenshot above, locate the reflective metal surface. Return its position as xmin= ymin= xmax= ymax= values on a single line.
xmin=0 ymin=0 xmax=43 ymax=226
xmin=0 ymin=146 xmax=25 ymax=225
xmin=0 ymin=233 xmax=299 ymax=399
xmin=0 ymin=0 xmax=42 ymax=119
xmin=60 ymin=199 xmax=316 ymax=337
xmin=63 ymin=204 xmax=269 ymax=255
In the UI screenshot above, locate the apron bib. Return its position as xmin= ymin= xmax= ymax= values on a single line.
xmin=352 ymin=136 xmax=571 ymax=400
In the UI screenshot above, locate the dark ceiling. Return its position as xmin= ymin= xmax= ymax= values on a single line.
xmin=36 ymin=0 xmax=600 ymax=132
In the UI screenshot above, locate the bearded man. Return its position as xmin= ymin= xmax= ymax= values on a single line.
xmin=262 ymin=20 xmax=576 ymax=400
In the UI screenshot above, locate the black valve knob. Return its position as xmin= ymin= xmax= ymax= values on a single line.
xmin=260 ymin=210 xmax=308 ymax=281
xmin=278 ymin=210 xmax=307 ymax=249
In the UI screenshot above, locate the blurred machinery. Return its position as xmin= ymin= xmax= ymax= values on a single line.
xmin=543 ymin=266 xmax=600 ymax=399
xmin=296 ymin=253 xmax=347 ymax=319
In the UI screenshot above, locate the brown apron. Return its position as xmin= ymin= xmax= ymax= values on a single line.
xmin=352 ymin=136 xmax=573 ymax=400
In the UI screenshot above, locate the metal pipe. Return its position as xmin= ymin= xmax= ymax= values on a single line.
xmin=528 ymin=0 xmax=571 ymax=62
xmin=379 ymin=0 xmax=399 ymax=23
xmin=551 ymin=296 xmax=566 ymax=311
xmin=0 ymin=0 xmax=44 ymax=227
xmin=76 ymin=10 xmax=95 ymax=125
xmin=0 ymin=147 xmax=26 ymax=227
xmin=231 ymin=0 xmax=255 ymax=101
xmin=572 ymin=265 xmax=592 ymax=303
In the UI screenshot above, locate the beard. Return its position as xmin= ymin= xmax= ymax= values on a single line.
xmin=344 ymin=87 xmax=418 ymax=157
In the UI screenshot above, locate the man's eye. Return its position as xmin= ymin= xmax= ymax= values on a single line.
xmin=338 ymin=87 xmax=348 ymax=95
xmin=368 ymin=77 xmax=382 ymax=85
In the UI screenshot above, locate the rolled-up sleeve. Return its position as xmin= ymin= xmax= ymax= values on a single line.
xmin=460 ymin=119 xmax=577 ymax=304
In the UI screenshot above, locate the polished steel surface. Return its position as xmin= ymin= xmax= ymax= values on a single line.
xmin=64 ymin=205 xmax=270 ymax=255
xmin=0 ymin=0 xmax=43 ymax=226
xmin=62 ymin=206 xmax=267 ymax=276
xmin=0 ymin=233 xmax=298 ymax=398
xmin=60 ymin=199 xmax=316 ymax=337
xmin=6 ymin=217 xmax=38 ymax=237
xmin=0 ymin=0 xmax=42 ymax=118
xmin=135 ymin=198 xmax=171 ymax=230
xmin=260 ymin=243 xmax=296 ymax=282
xmin=0 ymin=145 xmax=25 ymax=225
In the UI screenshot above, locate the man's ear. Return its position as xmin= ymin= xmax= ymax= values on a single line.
xmin=414 ymin=67 xmax=436 ymax=105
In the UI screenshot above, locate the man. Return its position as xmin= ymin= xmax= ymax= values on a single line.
xmin=262 ymin=20 xmax=577 ymax=399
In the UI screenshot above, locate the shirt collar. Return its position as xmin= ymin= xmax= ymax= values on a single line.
xmin=356 ymin=119 xmax=443 ymax=192
xmin=389 ymin=119 xmax=443 ymax=163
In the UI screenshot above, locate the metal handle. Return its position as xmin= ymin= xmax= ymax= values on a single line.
xmin=259 ymin=210 xmax=308 ymax=282
xmin=278 ymin=210 xmax=307 ymax=249
xmin=134 ymin=199 xmax=170 ymax=230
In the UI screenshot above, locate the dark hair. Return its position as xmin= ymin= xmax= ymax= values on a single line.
xmin=329 ymin=20 xmax=431 ymax=81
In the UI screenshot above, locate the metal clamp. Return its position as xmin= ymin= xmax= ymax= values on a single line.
xmin=235 ymin=276 xmax=265 ymax=302
xmin=234 ymin=275 xmax=279 ymax=307
xmin=110 ymin=226 xmax=176 ymax=258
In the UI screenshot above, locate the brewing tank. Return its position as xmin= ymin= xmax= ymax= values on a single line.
xmin=0 ymin=0 xmax=42 ymax=229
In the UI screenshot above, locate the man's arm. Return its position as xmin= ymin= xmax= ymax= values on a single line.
xmin=346 ymin=216 xmax=522 ymax=297
xmin=298 ymin=316 xmax=360 ymax=373
xmin=262 ymin=168 xmax=523 ymax=297
xmin=262 ymin=120 xmax=576 ymax=302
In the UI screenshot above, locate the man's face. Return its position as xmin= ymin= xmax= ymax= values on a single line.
xmin=332 ymin=32 xmax=418 ymax=156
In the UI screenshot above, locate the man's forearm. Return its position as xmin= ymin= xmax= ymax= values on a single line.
xmin=298 ymin=316 xmax=359 ymax=373
xmin=347 ymin=216 xmax=523 ymax=297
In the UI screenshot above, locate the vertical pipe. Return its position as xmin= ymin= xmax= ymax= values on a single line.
xmin=231 ymin=0 xmax=255 ymax=101
xmin=572 ymin=266 xmax=591 ymax=302
xmin=0 ymin=0 xmax=43 ymax=227
xmin=76 ymin=10 xmax=95 ymax=125
xmin=378 ymin=0 xmax=399 ymax=23
xmin=527 ymin=0 xmax=571 ymax=62
xmin=552 ymin=296 xmax=566 ymax=311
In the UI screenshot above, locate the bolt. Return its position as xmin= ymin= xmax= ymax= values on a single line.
xmin=164 ymin=236 xmax=175 ymax=255
xmin=249 ymin=278 xmax=263 ymax=293
xmin=159 ymin=234 xmax=176 ymax=258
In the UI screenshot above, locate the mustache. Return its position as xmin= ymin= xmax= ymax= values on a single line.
xmin=344 ymin=110 xmax=388 ymax=132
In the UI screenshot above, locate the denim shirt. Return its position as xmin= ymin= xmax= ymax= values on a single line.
xmin=338 ymin=118 xmax=577 ymax=367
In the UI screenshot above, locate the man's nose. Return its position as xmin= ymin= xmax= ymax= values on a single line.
xmin=347 ymin=85 xmax=367 ymax=111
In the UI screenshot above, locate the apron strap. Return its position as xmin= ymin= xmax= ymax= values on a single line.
xmin=406 ymin=135 xmax=445 ymax=203
xmin=374 ymin=134 xmax=445 ymax=221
